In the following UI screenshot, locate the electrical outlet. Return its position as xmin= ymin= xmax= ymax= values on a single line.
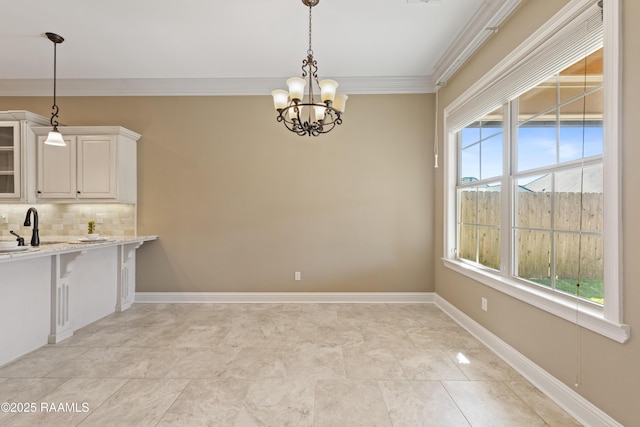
xmin=295 ymin=271 xmax=301 ymax=281
xmin=96 ymin=213 xmax=104 ymax=224
xmin=481 ymin=297 xmax=488 ymax=312
xmin=0 ymin=213 xmax=7 ymax=224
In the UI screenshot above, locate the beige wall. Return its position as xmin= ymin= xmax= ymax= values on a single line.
xmin=0 ymin=94 xmax=434 ymax=293
xmin=434 ymin=0 xmax=638 ymax=424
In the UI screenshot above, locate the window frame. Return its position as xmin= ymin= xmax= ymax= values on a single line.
xmin=442 ymin=0 xmax=628 ymax=343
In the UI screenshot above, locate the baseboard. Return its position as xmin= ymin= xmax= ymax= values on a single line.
xmin=135 ymin=291 xmax=435 ymax=304
xmin=435 ymin=295 xmax=621 ymax=427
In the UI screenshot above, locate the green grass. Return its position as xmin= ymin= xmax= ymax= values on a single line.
xmin=529 ymin=278 xmax=604 ymax=305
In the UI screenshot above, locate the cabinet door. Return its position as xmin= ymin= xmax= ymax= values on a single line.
xmin=77 ymin=136 xmax=116 ymax=199
xmin=37 ymin=135 xmax=76 ymax=198
xmin=0 ymin=122 xmax=21 ymax=199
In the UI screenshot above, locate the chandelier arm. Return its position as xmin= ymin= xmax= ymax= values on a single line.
xmin=285 ymin=102 xmax=341 ymax=123
xmin=317 ymin=121 xmax=336 ymax=134
xmin=278 ymin=104 xmax=341 ymax=137
xmin=278 ymin=106 xmax=311 ymax=136
xmin=292 ymin=119 xmax=309 ymax=136
xmin=281 ymin=116 xmax=305 ymax=136
xmin=292 ymin=102 xmax=302 ymax=124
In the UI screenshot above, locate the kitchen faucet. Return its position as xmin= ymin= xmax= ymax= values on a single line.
xmin=23 ymin=207 xmax=40 ymax=247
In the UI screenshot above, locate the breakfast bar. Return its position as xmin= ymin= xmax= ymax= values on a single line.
xmin=0 ymin=236 xmax=157 ymax=366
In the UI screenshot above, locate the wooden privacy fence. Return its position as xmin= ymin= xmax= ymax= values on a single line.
xmin=459 ymin=191 xmax=604 ymax=279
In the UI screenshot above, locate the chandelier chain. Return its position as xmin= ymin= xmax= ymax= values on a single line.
xmin=308 ymin=4 xmax=313 ymax=56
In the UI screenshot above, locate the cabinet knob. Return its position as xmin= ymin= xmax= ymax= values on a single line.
xmin=37 ymin=191 xmax=42 ymax=194
xmin=77 ymin=191 xmax=81 ymax=194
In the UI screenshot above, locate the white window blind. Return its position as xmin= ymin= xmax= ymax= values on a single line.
xmin=446 ymin=4 xmax=603 ymax=133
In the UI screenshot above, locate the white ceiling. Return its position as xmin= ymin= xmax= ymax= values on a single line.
xmin=0 ymin=0 xmax=521 ymax=96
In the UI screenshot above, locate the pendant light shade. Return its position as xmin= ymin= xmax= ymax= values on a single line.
xmin=44 ymin=131 xmax=65 ymax=146
xmin=44 ymin=32 xmax=65 ymax=147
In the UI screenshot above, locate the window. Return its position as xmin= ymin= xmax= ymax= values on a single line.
xmin=457 ymin=107 xmax=503 ymax=270
xmin=443 ymin=0 xmax=628 ymax=343
xmin=513 ymin=52 xmax=603 ymax=303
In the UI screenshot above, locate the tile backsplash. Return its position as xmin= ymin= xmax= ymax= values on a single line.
xmin=0 ymin=204 xmax=136 ymax=239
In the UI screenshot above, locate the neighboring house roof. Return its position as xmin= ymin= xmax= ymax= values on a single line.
xmin=462 ymin=166 xmax=602 ymax=193
xmin=521 ymin=167 xmax=602 ymax=193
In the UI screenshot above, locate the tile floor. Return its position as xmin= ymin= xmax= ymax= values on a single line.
xmin=0 ymin=303 xmax=582 ymax=426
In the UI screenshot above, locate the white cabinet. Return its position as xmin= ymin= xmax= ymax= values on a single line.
xmin=33 ymin=126 xmax=141 ymax=202
xmin=78 ymin=135 xmax=117 ymax=198
xmin=0 ymin=111 xmax=49 ymax=202
xmin=36 ymin=133 xmax=75 ymax=199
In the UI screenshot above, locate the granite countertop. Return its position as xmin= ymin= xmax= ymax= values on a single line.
xmin=0 ymin=235 xmax=158 ymax=263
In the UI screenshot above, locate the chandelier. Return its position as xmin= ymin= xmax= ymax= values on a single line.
xmin=271 ymin=0 xmax=348 ymax=137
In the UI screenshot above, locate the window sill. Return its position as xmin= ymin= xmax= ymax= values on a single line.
xmin=442 ymin=258 xmax=630 ymax=343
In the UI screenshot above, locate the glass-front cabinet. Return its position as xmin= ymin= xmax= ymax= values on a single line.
xmin=0 ymin=111 xmax=50 ymax=202
xmin=0 ymin=122 xmax=20 ymax=198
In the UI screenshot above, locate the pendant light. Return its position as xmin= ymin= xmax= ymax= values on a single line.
xmin=44 ymin=32 xmax=65 ymax=147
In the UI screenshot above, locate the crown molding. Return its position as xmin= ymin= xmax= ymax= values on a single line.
xmin=432 ymin=0 xmax=523 ymax=86
xmin=0 ymin=76 xmax=434 ymax=97
xmin=31 ymin=125 xmax=141 ymax=141
xmin=0 ymin=1 xmax=523 ymax=97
